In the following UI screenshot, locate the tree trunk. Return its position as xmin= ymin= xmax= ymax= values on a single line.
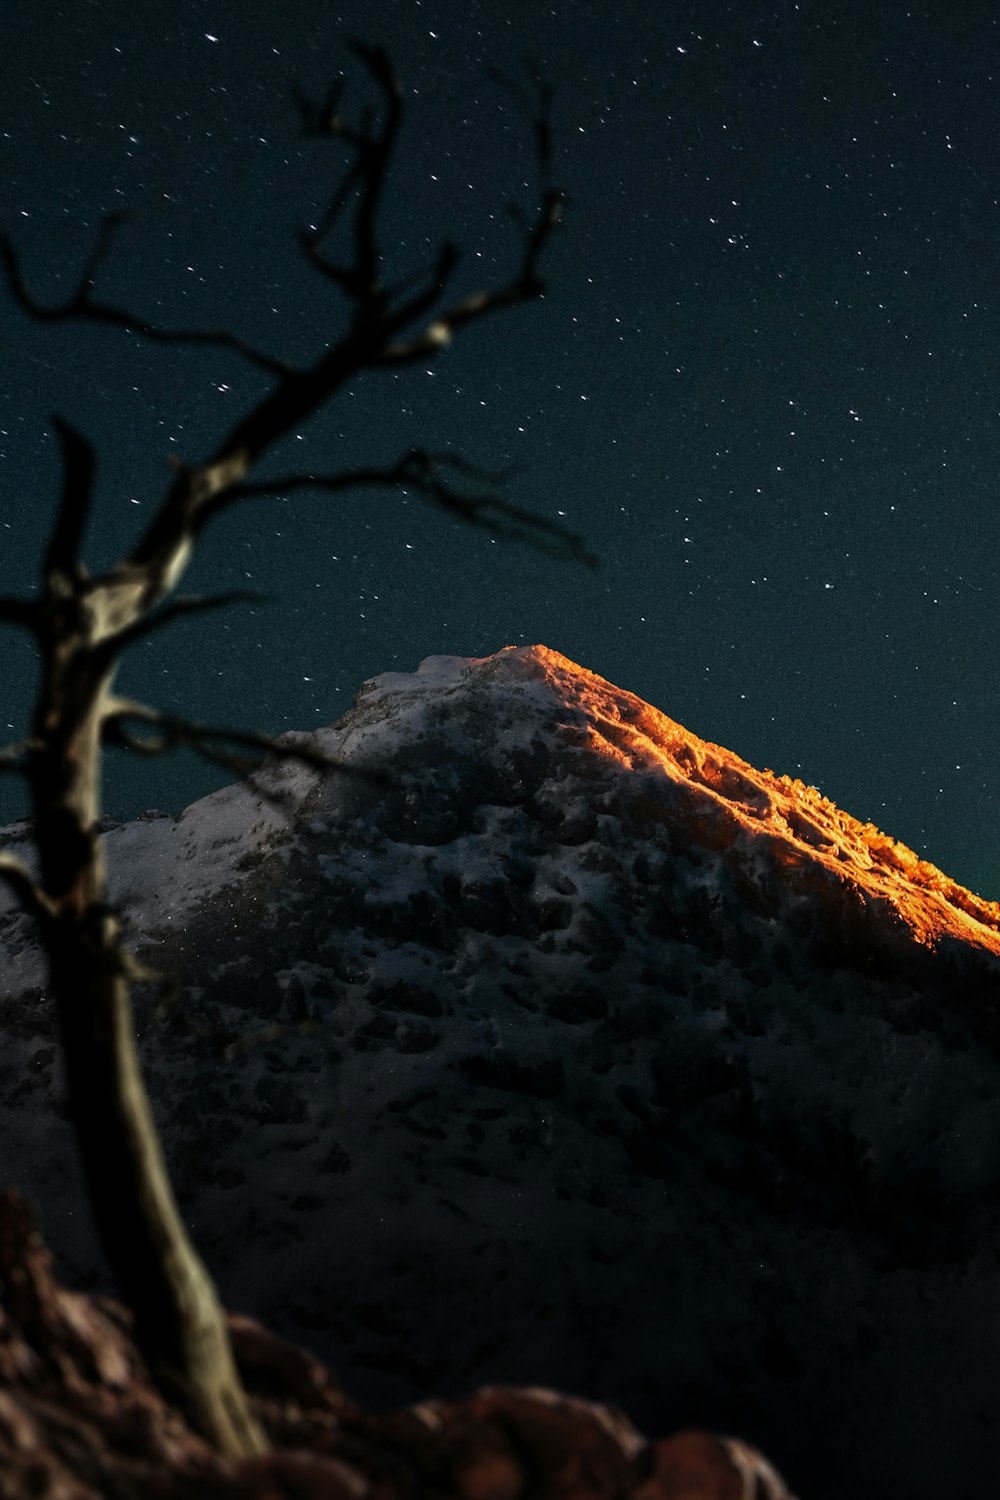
xmin=30 ymin=661 xmax=267 ymax=1459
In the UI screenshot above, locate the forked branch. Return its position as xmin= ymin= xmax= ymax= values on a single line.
xmin=7 ymin=48 xmax=573 ymax=603
xmin=105 ymin=590 xmax=269 ymax=654
xmin=0 ymin=854 xmax=54 ymax=926
xmin=44 ymin=416 xmax=96 ymax=583
xmin=0 ymin=215 xmax=291 ymax=379
xmin=0 ymin=598 xmax=38 ymax=634
xmin=229 ymin=449 xmax=597 ymax=566
xmin=295 ymin=41 xmax=403 ymax=303
xmin=103 ymin=700 xmax=382 ymax=783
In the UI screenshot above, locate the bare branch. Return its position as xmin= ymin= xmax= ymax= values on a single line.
xmin=102 ymin=700 xmax=386 ymax=782
xmin=0 ymin=217 xmax=292 ymax=380
xmin=44 ymin=416 xmax=96 ymax=582
xmin=299 ymin=51 xmax=559 ymax=358
xmin=290 ymin=78 xmax=347 ymax=137
xmin=116 ymin=56 xmax=569 ymax=587
xmin=378 ymin=187 xmax=562 ymax=366
xmin=381 ymin=241 xmax=462 ymax=317
xmin=104 ymin=590 xmax=270 ymax=655
xmin=297 ymin=41 xmax=403 ymax=304
xmin=296 ymin=233 xmax=359 ymax=294
xmin=293 ymin=42 xmax=402 ymax=309
xmin=296 ymin=160 xmax=365 ymax=288
xmin=1 ymin=48 xmax=578 ymax=665
xmin=0 ymin=48 xmax=586 ymax=1457
xmin=375 ymin=241 xmax=463 ymax=342
xmin=485 ymin=59 xmax=554 ymax=178
xmin=228 ymin=449 xmax=597 ymax=567
xmin=343 ymin=41 xmax=402 ymax=298
xmin=0 ymin=854 xmax=54 ymax=925
xmin=397 ymin=60 xmax=560 ymax=348
xmin=102 ymin=719 xmax=278 ymax=780
xmin=0 ymin=597 xmax=39 ymax=635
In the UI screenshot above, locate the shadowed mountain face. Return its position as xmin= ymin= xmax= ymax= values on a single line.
xmin=3 ymin=644 xmax=1000 ymax=1500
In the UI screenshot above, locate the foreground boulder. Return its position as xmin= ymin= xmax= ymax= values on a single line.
xmin=0 ymin=1190 xmax=792 ymax=1499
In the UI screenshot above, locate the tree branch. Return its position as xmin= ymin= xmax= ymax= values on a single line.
xmin=378 ymin=187 xmax=562 ymax=365
xmin=296 ymin=49 xmax=561 ymax=359
xmin=0 ymin=597 xmax=39 ymax=635
xmin=44 ymin=416 xmax=96 ymax=583
xmin=8 ymin=50 xmax=581 ymax=669
xmin=0 ymin=216 xmax=292 ymax=380
xmin=485 ymin=60 xmax=555 ymax=178
xmin=102 ymin=590 xmax=270 ymax=655
xmin=0 ymin=46 xmax=582 ymax=1460
xmin=289 ymin=78 xmax=347 ymax=138
xmin=295 ymin=42 xmax=403 ymax=304
xmin=102 ymin=700 xmax=386 ymax=782
xmin=373 ymin=61 xmax=562 ymax=363
xmin=227 ymin=449 xmax=597 ymax=567
xmin=0 ymin=854 xmax=54 ymax=925
xmin=95 ymin=54 xmax=568 ymax=600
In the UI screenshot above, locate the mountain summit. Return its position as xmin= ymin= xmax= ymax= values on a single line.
xmin=3 ymin=644 xmax=1000 ymax=1500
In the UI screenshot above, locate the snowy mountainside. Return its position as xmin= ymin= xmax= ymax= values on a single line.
xmin=2 ymin=643 xmax=1000 ymax=1500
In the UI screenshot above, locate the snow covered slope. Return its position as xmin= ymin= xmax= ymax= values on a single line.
xmin=3 ymin=644 xmax=1000 ymax=1500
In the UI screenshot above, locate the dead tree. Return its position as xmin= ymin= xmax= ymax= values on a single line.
xmin=0 ymin=46 xmax=586 ymax=1459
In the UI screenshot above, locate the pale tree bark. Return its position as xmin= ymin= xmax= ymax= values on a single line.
xmin=0 ymin=49 xmax=586 ymax=1457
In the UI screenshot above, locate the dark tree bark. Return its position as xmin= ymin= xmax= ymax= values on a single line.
xmin=21 ymin=619 xmax=268 ymax=1456
xmin=0 ymin=50 xmax=582 ymax=1458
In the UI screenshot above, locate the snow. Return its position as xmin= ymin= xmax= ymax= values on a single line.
xmin=2 ymin=643 xmax=1000 ymax=1499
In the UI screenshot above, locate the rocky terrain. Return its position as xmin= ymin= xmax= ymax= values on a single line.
xmin=0 ymin=1187 xmax=793 ymax=1498
xmin=3 ymin=643 xmax=1000 ymax=1497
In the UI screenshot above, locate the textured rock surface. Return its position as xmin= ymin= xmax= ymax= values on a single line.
xmin=0 ymin=1189 xmax=793 ymax=1499
xmin=3 ymin=644 xmax=1000 ymax=1497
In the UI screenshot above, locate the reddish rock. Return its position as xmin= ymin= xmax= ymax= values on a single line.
xmin=0 ymin=1190 xmax=795 ymax=1498
xmin=634 ymin=1431 xmax=793 ymax=1500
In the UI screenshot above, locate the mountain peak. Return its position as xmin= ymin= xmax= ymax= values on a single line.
xmin=349 ymin=644 xmax=1000 ymax=964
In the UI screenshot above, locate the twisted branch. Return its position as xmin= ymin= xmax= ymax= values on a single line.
xmin=102 ymin=700 xmax=385 ymax=783
xmin=0 ymin=598 xmax=38 ymax=634
xmin=44 ymin=416 xmax=96 ymax=583
xmin=295 ymin=41 xmax=402 ymax=303
xmin=229 ymin=449 xmax=596 ymax=566
xmin=104 ymin=590 xmax=270 ymax=654
xmin=0 ymin=215 xmax=292 ymax=379
xmin=0 ymin=854 xmax=54 ymax=925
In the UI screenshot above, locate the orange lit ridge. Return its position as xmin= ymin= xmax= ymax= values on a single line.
xmin=496 ymin=645 xmax=1000 ymax=961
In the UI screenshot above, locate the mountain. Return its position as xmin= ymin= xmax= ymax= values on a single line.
xmin=3 ymin=643 xmax=1000 ymax=1500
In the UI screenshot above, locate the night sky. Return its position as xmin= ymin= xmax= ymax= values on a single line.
xmin=3 ymin=2 xmax=1000 ymax=897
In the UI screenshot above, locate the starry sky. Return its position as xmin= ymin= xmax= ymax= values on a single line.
xmin=3 ymin=1 xmax=1000 ymax=896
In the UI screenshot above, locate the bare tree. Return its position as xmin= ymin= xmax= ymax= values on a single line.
xmin=0 ymin=46 xmax=586 ymax=1458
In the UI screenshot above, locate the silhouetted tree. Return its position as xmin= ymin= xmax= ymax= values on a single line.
xmin=0 ymin=46 xmax=585 ymax=1458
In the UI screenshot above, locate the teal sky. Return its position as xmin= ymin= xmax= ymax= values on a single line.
xmin=3 ymin=1 xmax=999 ymax=896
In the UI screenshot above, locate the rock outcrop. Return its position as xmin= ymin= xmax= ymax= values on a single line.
xmin=0 ymin=1189 xmax=793 ymax=1499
